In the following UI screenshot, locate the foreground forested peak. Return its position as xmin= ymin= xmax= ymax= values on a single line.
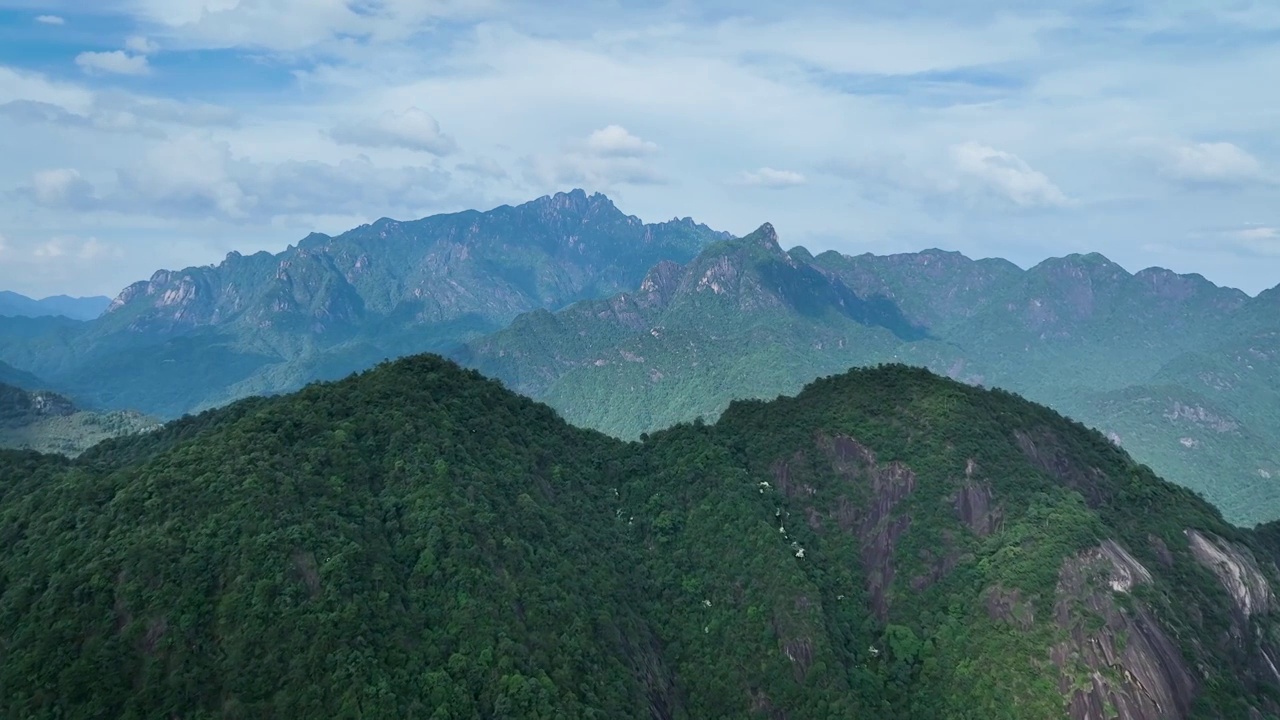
xmin=3 ymin=353 xmax=1280 ymax=718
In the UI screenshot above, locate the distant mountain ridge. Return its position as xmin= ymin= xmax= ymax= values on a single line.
xmin=0 ymin=382 xmax=157 ymax=456
xmin=3 ymin=193 xmax=1278 ymax=524
xmin=463 ymin=223 xmax=1280 ymax=525
xmin=0 ymin=190 xmax=728 ymax=417
xmin=0 ymin=291 xmax=110 ymax=320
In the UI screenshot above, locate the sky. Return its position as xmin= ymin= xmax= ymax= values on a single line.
xmin=0 ymin=1 xmax=1278 ymax=298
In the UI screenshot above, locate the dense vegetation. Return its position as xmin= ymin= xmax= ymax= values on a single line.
xmin=0 ymin=190 xmax=725 ymax=418
xmin=464 ymin=225 xmax=1280 ymax=526
xmin=3 ymin=354 xmax=1280 ymax=718
xmin=0 ymin=383 xmax=157 ymax=456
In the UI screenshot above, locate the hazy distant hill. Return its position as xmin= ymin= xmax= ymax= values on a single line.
xmin=0 ymin=382 xmax=157 ymax=455
xmin=0 ymin=291 xmax=110 ymax=320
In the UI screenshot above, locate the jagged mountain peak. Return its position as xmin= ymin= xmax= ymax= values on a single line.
xmin=752 ymin=221 xmax=779 ymax=245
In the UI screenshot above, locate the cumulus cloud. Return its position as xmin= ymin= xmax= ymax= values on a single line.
xmin=1162 ymin=141 xmax=1270 ymax=185
xmin=107 ymin=135 xmax=452 ymax=222
xmin=0 ymin=100 xmax=94 ymax=128
xmin=456 ymin=157 xmax=508 ymax=179
xmin=35 ymin=15 xmax=64 ymax=25
xmin=122 ymin=0 xmax=500 ymax=53
xmin=75 ymin=51 xmax=151 ymax=76
xmin=1223 ymin=226 xmax=1280 ymax=255
xmin=584 ymin=125 xmax=658 ymax=157
xmin=950 ymin=142 xmax=1070 ymax=208
xmin=29 ymin=236 xmax=120 ymax=261
xmin=124 ymin=36 xmax=161 ymax=54
xmin=32 ymin=239 xmax=64 ymax=258
xmin=23 ymin=169 xmax=98 ymax=210
xmin=330 ymin=107 xmax=457 ymax=155
xmin=0 ymin=95 xmax=236 ymax=137
xmin=521 ymin=126 xmax=667 ymax=189
xmin=737 ymin=167 xmax=807 ymax=188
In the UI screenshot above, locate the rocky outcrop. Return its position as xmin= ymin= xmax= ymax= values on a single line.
xmin=818 ymin=433 xmax=916 ymax=619
xmin=953 ymin=480 xmax=1002 ymax=537
xmin=1184 ymin=529 xmax=1272 ymax=619
xmin=1015 ymin=429 xmax=1110 ymax=508
xmin=1052 ymin=540 xmax=1198 ymax=720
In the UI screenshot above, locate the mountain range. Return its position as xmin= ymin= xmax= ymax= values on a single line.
xmin=462 ymin=222 xmax=1280 ymax=525
xmin=0 ymin=190 xmax=725 ymax=417
xmin=2 ymin=192 xmax=1278 ymax=527
xmin=4 ymin=354 xmax=1280 ymax=718
xmin=0 ymin=291 xmax=110 ymax=320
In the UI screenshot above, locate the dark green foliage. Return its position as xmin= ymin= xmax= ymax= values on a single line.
xmin=4 ymin=355 xmax=1280 ymax=717
xmin=464 ymin=233 xmax=1280 ymax=525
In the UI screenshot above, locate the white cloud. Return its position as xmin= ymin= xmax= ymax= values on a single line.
xmin=25 ymin=168 xmax=98 ymax=209
xmin=4 ymin=2 xmax=1280 ymax=295
xmin=27 ymin=236 xmax=120 ymax=262
xmin=124 ymin=36 xmax=161 ymax=54
xmin=106 ymin=134 xmax=453 ymax=222
xmin=1224 ymin=226 xmax=1280 ymax=255
xmin=521 ymin=153 xmax=666 ymax=190
xmin=122 ymin=0 xmax=500 ymax=53
xmin=330 ymin=107 xmax=457 ymax=155
xmin=0 ymin=233 xmax=8 ymax=255
xmin=584 ymin=125 xmax=657 ymax=157
xmin=950 ymin=142 xmax=1070 ymax=208
xmin=737 ymin=167 xmax=807 ymax=188
xmin=33 ymin=239 xmax=65 ymax=258
xmin=521 ymin=127 xmax=667 ymax=190
xmin=35 ymin=15 xmax=65 ymax=25
xmin=457 ymin=156 xmax=508 ymax=179
xmin=0 ymin=94 xmax=237 ymax=137
xmin=75 ymin=51 xmax=151 ymax=76
xmin=77 ymin=237 xmax=121 ymax=260
xmin=1163 ymin=141 xmax=1269 ymax=185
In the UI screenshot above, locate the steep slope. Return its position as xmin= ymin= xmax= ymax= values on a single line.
xmin=810 ymin=247 xmax=1025 ymax=334
xmin=462 ymin=223 xmax=959 ymax=434
xmin=0 ymin=291 xmax=111 ymax=320
xmin=4 ymin=356 xmax=1280 ymax=717
xmin=945 ymin=256 xmax=1248 ymax=403
xmin=463 ymin=229 xmax=1277 ymax=524
xmin=0 ymin=383 xmax=157 ymax=456
xmin=0 ymin=190 xmax=726 ymax=417
xmin=0 ymin=359 xmax=42 ymax=390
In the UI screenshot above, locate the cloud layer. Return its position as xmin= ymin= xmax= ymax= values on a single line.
xmin=1 ymin=0 xmax=1278 ymax=297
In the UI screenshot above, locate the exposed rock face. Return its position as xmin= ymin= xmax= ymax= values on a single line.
xmin=818 ymin=433 xmax=916 ymax=619
xmin=1184 ymin=529 xmax=1272 ymax=619
xmin=1052 ymin=540 xmax=1197 ymax=720
xmin=1015 ymin=429 xmax=1110 ymax=508
xmin=986 ymin=585 xmax=1035 ymax=630
xmin=953 ymin=480 xmax=1003 ymax=537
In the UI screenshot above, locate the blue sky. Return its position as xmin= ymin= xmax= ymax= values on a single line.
xmin=0 ymin=0 xmax=1277 ymax=298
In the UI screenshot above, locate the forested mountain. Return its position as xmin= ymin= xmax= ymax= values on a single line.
xmin=0 ymin=382 xmax=157 ymax=455
xmin=5 ymin=193 xmax=1278 ymax=523
xmin=4 ymin=354 xmax=1280 ymax=718
xmin=0 ymin=190 xmax=725 ymax=417
xmin=463 ymin=224 xmax=1280 ymax=526
xmin=0 ymin=291 xmax=111 ymax=320
xmin=0 ymin=359 xmax=42 ymax=390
